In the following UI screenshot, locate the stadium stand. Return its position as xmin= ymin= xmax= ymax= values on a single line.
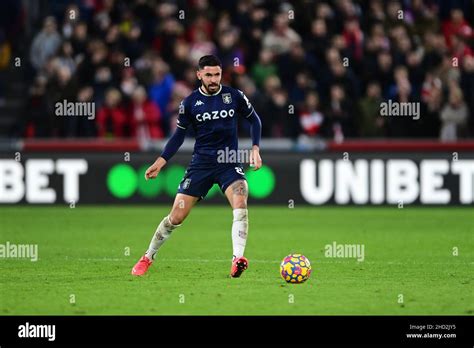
xmin=0 ymin=0 xmax=473 ymax=144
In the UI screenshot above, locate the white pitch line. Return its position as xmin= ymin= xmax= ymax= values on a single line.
xmin=72 ymin=257 xmax=473 ymax=265
xmin=75 ymin=257 xmax=278 ymax=263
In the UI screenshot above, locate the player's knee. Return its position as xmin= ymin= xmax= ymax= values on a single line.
xmin=234 ymin=192 xmax=248 ymax=209
xmin=233 ymin=200 xmax=247 ymax=210
xmin=169 ymin=212 xmax=185 ymax=225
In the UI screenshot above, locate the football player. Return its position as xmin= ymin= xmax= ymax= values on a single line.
xmin=131 ymin=55 xmax=262 ymax=278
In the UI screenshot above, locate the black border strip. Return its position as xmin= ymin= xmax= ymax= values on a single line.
xmin=0 ymin=315 xmax=472 ymax=346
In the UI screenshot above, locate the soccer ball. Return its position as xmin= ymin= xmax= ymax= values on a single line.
xmin=280 ymin=253 xmax=312 ymax=283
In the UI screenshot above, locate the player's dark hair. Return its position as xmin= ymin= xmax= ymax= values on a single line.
xmin=198 ymin=55 xmax=222 ymax=70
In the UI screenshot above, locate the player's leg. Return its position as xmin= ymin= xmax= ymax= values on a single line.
xmin=225 ymin=179 xmax=249 ymax=258
xmin=148 ymin=164 xmax=215 ymax=258
xmin=146 ymin=193 xmax=199 ymax=258
xmin=131 ymin=193 xmax=198 ymax=276
xmin=221 ymin=170 xmax=250 ymax=277
xmin=132 ymin=165 xmax=214 ymax=276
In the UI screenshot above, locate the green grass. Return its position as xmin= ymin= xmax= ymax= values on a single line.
xmin=0 ymin=206 xmax=472 ymax=315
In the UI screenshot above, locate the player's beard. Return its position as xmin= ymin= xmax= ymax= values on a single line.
xmin=203 ymin=82 xmax=220 ymax=95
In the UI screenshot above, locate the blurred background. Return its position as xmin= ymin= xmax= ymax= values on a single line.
xmin=0 ymin=0 xmax=473 ymax=205
xmin=0 ymin=0 xmax=473 ymax=142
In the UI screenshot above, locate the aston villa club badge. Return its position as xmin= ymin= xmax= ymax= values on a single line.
xmin=182 ymin=178 xmax=191 ymax=189
xmin=222 ymin=93 xmax=232 ymax=104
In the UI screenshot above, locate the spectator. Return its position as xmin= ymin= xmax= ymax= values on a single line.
xmin=63 ymin=86 xmax=95 ymax=137
xmin=323 ymin=84 xmax=355 ymax=138
xmin=127 ymin=86 xmax=163 ymax=140
xmin=440 ymin=86 xmax=468 ymax=141
xmin=461 ymin=55 xmax=474 ymax=135
xmin=46 ymin=65 xmax=78 ymax=124
xmin=419 ymin=72 xmax=443 ymax=138
xmin=384 ymin=0 xmax=411 ymax=34
xmin=305 ymin=18 xmax=331 ymax=63
xmin=21 ymin=76 xmax=51 ymax=137
xmin=266 ymin=87 xmax=297 ymax=138
xmin=365 ymin=23 xmax=390 ymax=57
xmin=357 ymin=81 xmax=385 ymax=137
xmin=188 ymin=14 xmax=214 ymax=44
xmin=372 ymin=50 xmax=394 ymax=98
xmin=236 ymin=75 xmax=270 ymax=137
xmin=299 ymin=91 xmax=324 ymax=137
xmin=54 ymin=41 xmax=77 ymax=76
xmin=388 ymin=66 xmax=413 ymax=100
xmin=76 ymin=40 xmax=115 ymax=107
xmin=96 ymin=88 xmax=127 ymax=138
xmin=386 ymin=67 xmax=416 ymax=137
xmin=262 ymin=13 xmax=301 ymax=55
xmin=169 ymin=40 xmax=191 ymax=81
xmin=148 ymin=57 xmax=175 ymax=135
xmin=120 ymin=67 xmax=139 ymax=100
xmin=0 ymin=30 xmax=11 ymax=106
xmin=217 ymin=28 xmax=244 ymax=72
xmin=289 ymin=71 xmax=315 ymax=108
xmin=326 ymin=57 xmax=360 ymax=101
xmin=421 ymin=31 xmax=445 ymax=74
xmin=30 ymin=17 xmax=62 ymax=71
xmin=70 ymin=21 xmax=88 ymax=58
xmin=189 ymin=28 xmax=216 ymax=63
xmin=343 ymin=17 xmax=364 ymax=65
xmin=251 ymin=49 xmax=278 ymax=88
xmin=442 ymin=8 xmax=473 ymax=50
xmin=277 ymin=42 xmax=317 ymax=90
xmin=62 ymin=4 xmax=80 ymax=39
xmin=167 ymin=81 xmax=192 ymax=134
xmin=154 ymin=17 xmax=186 ymax=62
xmin=451 ymin=34 xmax=473 ymax=66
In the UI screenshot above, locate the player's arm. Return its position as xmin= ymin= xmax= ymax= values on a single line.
xmin=144 ymin=127 xmax=186 ymax=180
xmin=247 ymin=112 xmax=262 ymax=171
xmin=238 ymin=90 xmax=263 ymax=171
xmin=145 ymin=101 xmax=190 ymax=180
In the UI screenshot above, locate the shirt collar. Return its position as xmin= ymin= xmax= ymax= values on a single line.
xmin=198 ymin=84 xmax=222 ymax=96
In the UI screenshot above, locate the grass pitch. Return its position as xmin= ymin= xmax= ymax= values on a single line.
xmin=0 ymin=206 xmax=472 ymax=315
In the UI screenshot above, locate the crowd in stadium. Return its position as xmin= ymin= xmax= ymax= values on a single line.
xmin=3 ymin=0 xmax=474 ymax=141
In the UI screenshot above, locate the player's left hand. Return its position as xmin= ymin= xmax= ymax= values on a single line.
xmin=145 ymin=157 xmax=166 ymax=180
xmin=250 ymin=145 xmax=262 ymax=171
